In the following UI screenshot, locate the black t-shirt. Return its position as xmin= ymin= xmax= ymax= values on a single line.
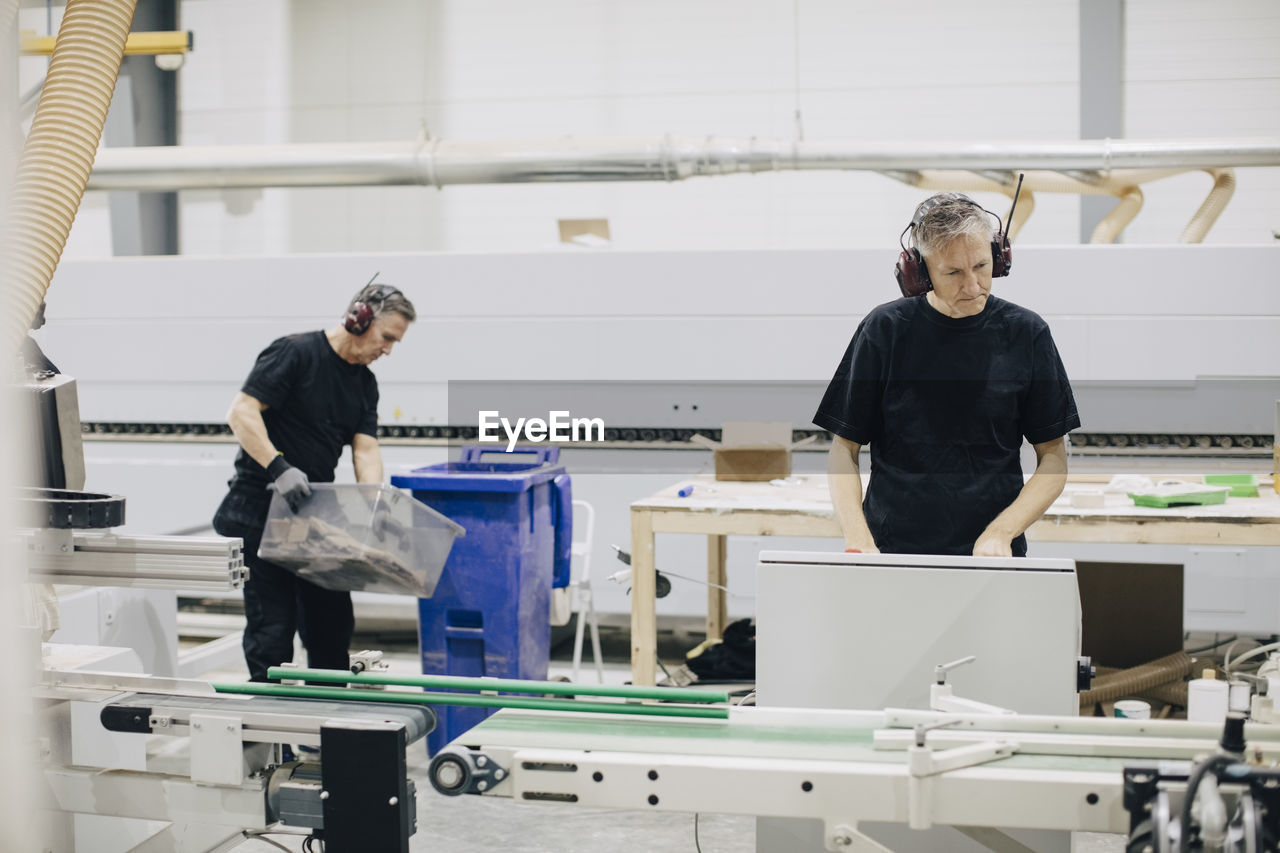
xmin=228 ymin=330 xmax=379 ymax=499
xmin=814 ymin=294 xmax=1080 ymax=556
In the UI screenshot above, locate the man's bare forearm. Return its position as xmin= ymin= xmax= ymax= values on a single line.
xmin=226 ymin=393 xmax=277 ymax=469
xmin=352 ymin=436 xmax=384 ymax=484
xmin=975 ymin=438 xmax=1068 ymax=555
xmin=827 ymin=438 xmax=878 ymax=552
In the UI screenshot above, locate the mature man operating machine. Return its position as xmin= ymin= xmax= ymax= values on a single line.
xmin=815 ymin=185 xmax=1080 ymax=556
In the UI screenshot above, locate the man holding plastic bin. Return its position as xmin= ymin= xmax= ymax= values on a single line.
xmin=815 ymin=190 xmax=1079 ymax=557
xmin=213 ymin=282 xmax=416 ymax=682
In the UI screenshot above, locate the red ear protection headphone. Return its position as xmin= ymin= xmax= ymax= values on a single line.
xmin=344 ymin=282 xmax=402 ymax=336
xmin=893 ymin=174 xmax=1023 ymax=298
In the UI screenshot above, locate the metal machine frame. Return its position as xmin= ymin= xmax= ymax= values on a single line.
xmin=432 ymin=706 xmax=1280 ymax=853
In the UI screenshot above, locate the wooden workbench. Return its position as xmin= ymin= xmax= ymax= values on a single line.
xmin=628 ymin=474 xmax=1280 ymax=686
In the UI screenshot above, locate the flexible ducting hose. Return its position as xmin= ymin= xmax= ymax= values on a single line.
xmin=1001 ymin=186 xmax=1034 ymax=242
xmin=1178 ymin=168 xmax=1236 ymax=243
xmin=1133 ymin=681 xmax=1189 ymax=710
xmin=896 ymin=168 xmax=1228 ymax=243
xmin=895 ymin=171 xmax=1038 ymax=241
xmin=1090 ymin=185 xmax=1144 ymax=244
xmin=1078 ymin=650 xmax=1195 ymax=708
xmin=2 ymin=0 xmax=137 ymax=360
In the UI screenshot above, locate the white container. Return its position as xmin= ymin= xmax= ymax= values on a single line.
xmin=1071 ymin=489 xmax=1106 ymax=509
xmin=259 ymin=483 xmax=465 ymax=597
xmin=1229 ymin=681 xmax=1252 ymax=714
xmin=1114 ymin=699 xmax=1151 ymax=720
xmin=1188 ymin=669 xmax=1230 ymax=723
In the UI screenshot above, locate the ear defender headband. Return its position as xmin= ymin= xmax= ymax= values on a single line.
xmin=344 ymin=280 xmax=402 ymax=336
xmin=893 ymin=174 xmax=1023 ymax=298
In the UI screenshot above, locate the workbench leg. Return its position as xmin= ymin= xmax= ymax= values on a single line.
xmin=630 ymin=509 xmax=657 ymax=687
xmin=706 ymin=534 xmax=727 ymax=642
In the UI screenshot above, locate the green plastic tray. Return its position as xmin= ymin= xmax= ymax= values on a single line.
xmin=1203 ymin=474 xmax=1259 ymax=497
xmin=1129 ymin=486 xmax=1230 ymax=508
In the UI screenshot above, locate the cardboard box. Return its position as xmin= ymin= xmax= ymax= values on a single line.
xmin=690 ymin=422 xmax=816 ymax=482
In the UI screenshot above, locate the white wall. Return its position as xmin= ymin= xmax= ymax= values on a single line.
xmin=38 ymin=246 xmax=1280 ymax=425
xmin=1122 ymin=1 xmax=1280 ymax=243
xmin=17 ymin=1 xmax=1280 ymax=257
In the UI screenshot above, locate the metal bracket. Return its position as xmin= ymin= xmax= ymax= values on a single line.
xmin=906 ymin=724 xmax=1019 ymax=830
xmin=189 ymin=712 xmax=244 ymax=785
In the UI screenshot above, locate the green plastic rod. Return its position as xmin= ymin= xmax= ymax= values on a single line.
xmin=214 ymin=681 xmax=730 ymax=720
xmin=265 ymin=666 xmax=729 ymax=704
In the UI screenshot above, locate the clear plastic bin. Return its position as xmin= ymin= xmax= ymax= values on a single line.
xmin=258 ymin=483 xmax=464 ymax=597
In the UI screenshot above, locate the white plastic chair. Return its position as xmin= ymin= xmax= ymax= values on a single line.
xmin=567 ymin=500 xmax=604 ymax=682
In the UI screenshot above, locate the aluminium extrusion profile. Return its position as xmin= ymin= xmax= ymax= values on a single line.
xmin=25 ymin=531 xmax=245 ymax=590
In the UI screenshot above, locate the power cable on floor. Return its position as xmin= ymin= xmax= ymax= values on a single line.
xmin=240 ymin=831 xmax=293 ymax=853
xmin=694 ymin=812 xmax=704 ymax=853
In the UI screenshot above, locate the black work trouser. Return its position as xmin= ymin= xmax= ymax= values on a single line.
xmin=214 ymin=491 xmax=354 ymax=682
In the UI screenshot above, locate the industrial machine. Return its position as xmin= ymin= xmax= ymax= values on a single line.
xmin=428 ymin=704 xmax=1280 ymax=853
xmin=19 ymin=374 xmax=436 ymax=853
xmin=40 ymin=664 xmax=434 ymax=853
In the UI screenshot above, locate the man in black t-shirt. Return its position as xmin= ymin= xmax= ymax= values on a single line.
xmin=213 ymin=283 xmax=416 ymax=681
xmin=814 ymin=193 xmax=1079 ymax=557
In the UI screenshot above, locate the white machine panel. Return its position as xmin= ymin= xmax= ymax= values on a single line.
xmin=1185 ymin=547 xmax=1280 ymax=635
xmin=755 ymin=551 xmax=1081 ymax=716
xmin=755 ymin=550 xmax=1082 ymax=853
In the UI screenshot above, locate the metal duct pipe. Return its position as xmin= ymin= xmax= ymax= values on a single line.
xmin=84 ymin=136 xmax=1280 ymax=192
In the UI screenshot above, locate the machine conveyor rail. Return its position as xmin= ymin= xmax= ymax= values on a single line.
xmin=77 ymin=420 xmax=1275 ymax=456
xmin=101 ymin=691 xmax=437 ymax=746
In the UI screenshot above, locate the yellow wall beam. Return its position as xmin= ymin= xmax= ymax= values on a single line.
xmin=21 ymin=30 xmax=192 ymax=57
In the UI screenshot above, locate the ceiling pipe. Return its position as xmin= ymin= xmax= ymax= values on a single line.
xmin=83 ymin=136 xmax=1280 ymax=192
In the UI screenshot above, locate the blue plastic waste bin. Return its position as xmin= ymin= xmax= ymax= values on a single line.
xmin=391 ymin=446 xmax=572 ymax=754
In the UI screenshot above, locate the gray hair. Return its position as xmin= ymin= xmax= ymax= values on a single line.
xmin=352 ymin=283 xmax=417 ymax=324
xmin=910 ymin=193 xmax=999 ymax=259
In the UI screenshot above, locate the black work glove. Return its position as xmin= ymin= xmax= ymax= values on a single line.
xmin=266 ymin=456 xmax=312 ymax=512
